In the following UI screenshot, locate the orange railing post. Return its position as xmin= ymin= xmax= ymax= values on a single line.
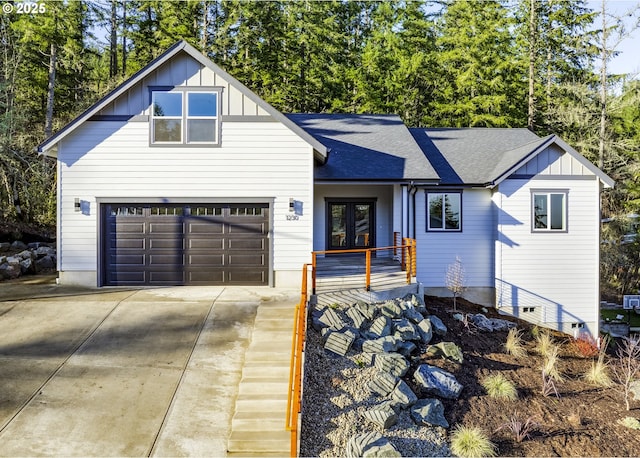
xmin=311 ymin=252 xmax=317 ymax=295
xmin=365 ymin=249 xmax=371 ymax=291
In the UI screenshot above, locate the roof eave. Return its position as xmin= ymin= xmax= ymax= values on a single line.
xmin=37 ymin=40 xmax=328 ymax=159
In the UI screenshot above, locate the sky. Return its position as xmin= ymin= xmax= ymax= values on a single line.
xmin=589 ymin=0 xmax=640 ymax=77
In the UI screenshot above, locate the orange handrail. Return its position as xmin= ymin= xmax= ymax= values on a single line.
xmin=311 ymin=239 xmax=416 ymax=293
xmin=286 ymin=264 xmax=309 ymax=457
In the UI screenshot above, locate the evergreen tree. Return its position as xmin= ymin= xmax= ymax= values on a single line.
xmin=433 ymin=0 xmax=522 ymax=127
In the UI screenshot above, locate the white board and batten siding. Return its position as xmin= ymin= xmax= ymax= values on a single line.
xmin=416 ymin=188 xmax=495 ymax=305
xmin=96 ymin=52 xmax=269 ymax=118
xmin=494 ymin=145 xmax=602 ymax=336
xmin=58 ymin=117 xmax=314 ymax=287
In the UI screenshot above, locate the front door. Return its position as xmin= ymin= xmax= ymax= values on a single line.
xmin=327 ymin=200 xmax=375 ymax=251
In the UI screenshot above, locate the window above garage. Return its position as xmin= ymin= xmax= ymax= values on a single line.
xmin=151 ymin=88 xmax=221 ymax=146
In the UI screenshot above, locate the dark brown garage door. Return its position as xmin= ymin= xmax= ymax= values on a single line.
xmin=102 ymin=203 xmax=269 ymax=286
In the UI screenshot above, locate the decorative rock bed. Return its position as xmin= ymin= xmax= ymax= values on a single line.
xmin=302 ymin=293 xmax=517 ymax=457
xmin=0 ymin=241 xmax=56 ymax=280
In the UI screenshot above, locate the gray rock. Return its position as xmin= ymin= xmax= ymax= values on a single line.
xmin=362 ymin=336 xmax=400 ymax=353
xmin=362 ymin=438 xmax=401 ymax=457
xmin=17 ymin=250 xmax=34 ymax=260
xmin=346 ymin=431 xmax=382 ymax=458
xmin=410 ymin=398 xmax=449 ymax=428
xmin=393 ymin=318 xmax=420 ymax=341
xmin=402 ymin=306 xmax=424 ymax=324
xmin=35 ymin=246 xmax=55 ymax=258
xmin=396 ymin=340 xmax=417 ymax=357
xmin=324 ymin=330 xmax=356 ymax=356
xmin=0 ymin=263 xmax=21 ymax=280
xmin=368 ymin=371 xmax=398 ymax=397
xmin=381 ymin=300 xmax=403 ymax=318
xmin=0 ymin=242 xmax=10 ymax=252
xmin=490 ymin=318 xmax=516 ymax=331
xmin=10 ymin=241 xmax=27 ymax=251
xmin=19 ymin=257 xmax=35 ymax=274
xmin=416 ymin=319 xmax=433 ymax=344
xmin=471 ymin=313 xmax=495 ymax=331
xmin=414 ymin=364 xmax=463 ymax=399
xmin=318 ymin=307 xmax=348 ymax=331
xmin=368 ymin=316 xmax=392 ymax=338
xmin=374 ymin=352 xmax=409 ymax=377
xmin=346 ymin=306 xmax=367 ymax=330
xmin=429 ymin=315 xmax=448 ymax=336
xmin=346 ymin=432 xmax=401 ymax=458
xmin=363 ymin=404 xmax=398 ymax=430
xmin=35 ymin=255 xmax=55 ymax=271
xmin=390 ymin=379 xmax=417 ymax=408
xmin=425 ymin=341 xmax=464 ymax=364
xmin=355 ymin=301 xmax=377 ymax=320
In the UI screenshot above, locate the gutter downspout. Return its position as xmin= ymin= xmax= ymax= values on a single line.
xmin=409 ymin=182 xmax=419 ymax=239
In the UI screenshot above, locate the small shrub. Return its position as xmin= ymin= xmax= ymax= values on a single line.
xmin=504 ymin=328 xmax=527 ymax=358
xmin=450 ymin=425 xmax=497 ymax=458
xmin=619 ymin=416 xmax=640 ymax=430
xmin=611 ymin=335 xmax=640 ymax=410
xmin=495 ymin=411 xmax=540 ymax=443
xmin=482 ymin=373 xmax=518 ymax=401
xmin=584 ymin=359 xmax=612 ymax=387
xmin=534 ymin=329 xmax=555 ymax=356
xmin=571 ymin=333 xmax=599 ymax=357
xmin=541 ymin=345 xmax=564 ymax=382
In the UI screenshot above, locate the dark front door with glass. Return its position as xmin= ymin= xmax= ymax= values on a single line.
xmin=327 ymin=200 xmax=375 ymax=251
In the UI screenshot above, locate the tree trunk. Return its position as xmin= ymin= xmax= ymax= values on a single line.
xmin=122 ymin=0 xmax=127 ymax=76
xmin=599 ymin=0 xmax=608 ymax=170
xmin=110 ymin=0 xmax=118 ymax=78
xmin=44 ymin=41 xmax=57 ymax=139
xmin=527 ymin=0 xmax=537 ymax=131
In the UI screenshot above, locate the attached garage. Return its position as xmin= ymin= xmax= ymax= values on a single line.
xmin=101 ymin=203 xmax=270 ymax=286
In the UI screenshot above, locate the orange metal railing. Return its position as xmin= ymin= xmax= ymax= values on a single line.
xmin=286 ymin=264 xmax=310 ymax=457
xmin=311 ymin=238 xmax=416 ymax=294
xmin=287 ymin=237 xmax=416 ymax=456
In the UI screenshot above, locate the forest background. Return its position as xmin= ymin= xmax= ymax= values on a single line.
xmin=1 ymin=0 xmax=640 ymax=300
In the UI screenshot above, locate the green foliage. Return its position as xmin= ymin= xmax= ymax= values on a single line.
xmin=619 ymin=416 xmax=640 ymax=430
xmin=450 ymin=425 xmax=497 ymax=458
xmin=482 ymin=373 xmax=518 ymax=401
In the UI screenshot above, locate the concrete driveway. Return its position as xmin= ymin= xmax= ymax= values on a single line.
xmin=0 ymin=281 xmax=296 ymax=456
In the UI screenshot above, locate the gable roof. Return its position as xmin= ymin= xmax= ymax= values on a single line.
xmin=410 ymin=128 xmax=614 ymax=188
xmin=37 ymin=40 xmax=328 ymax=161
xmin=286 ymin=113 xmax=439 ymax=182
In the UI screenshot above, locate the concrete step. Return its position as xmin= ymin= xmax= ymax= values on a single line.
xmin=234 ymin=397 xmax=288 ymax=413
xmin=238 ymin=380 xmax=288 ymax=396
xmin=227 ymin=430 xmax=290 ymax=455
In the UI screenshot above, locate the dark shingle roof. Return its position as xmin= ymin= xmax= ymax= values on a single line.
xmin=286 ymin=114 xmax=439 ymax=181
xmin=410 ymin=128 xmax=549 ymax=185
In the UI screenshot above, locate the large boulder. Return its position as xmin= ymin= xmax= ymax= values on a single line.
xmin=410 ymin=398 xmax=449 ymax=428
xmin=425 ymin=341 xmax=464 ymax=364
xmin=363 ymin=404 xmax=398 ymax=430
xmin=413 ymin=364 xmax=463 ymax=399
xmin=373 ymin=353 xmax=409 ymax=377
xmin=346 ymin=431 xmax=400 ymax=458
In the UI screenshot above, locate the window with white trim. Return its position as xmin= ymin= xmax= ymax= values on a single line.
xmin=532 ymin=191 xmax=567 ymax=231
xmin=427 ymin=192 xmax=461 ymax=231
xmin=151 ymin=89 xmax=219 ymax=145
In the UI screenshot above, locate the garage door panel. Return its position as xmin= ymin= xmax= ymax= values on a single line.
xmin=149 ymin=238 xmax=183 ymax=249
xmin=228 ymin=254 xmax=265 ymax=266
xmin=227 ymin=222 xmax=266 ymax=235
xmin=111 ymin=222 xmax=146 ymax=233
xmin=188 ymin=221 xmax=224 ymax=234
xmin=103 ymin=203 xmax=269 ymax=286
xmin=188 ymin=239 xmax=224 ymax=249
xmin=187 ymin=254 xmax=225 ymax=266
xmin=228 ymin=270 xmax=266 ymax=283
xmin=108 ymin=271 xmax=146 ymax=283
xmin=227 ymin=239 xmax=265 ymax=250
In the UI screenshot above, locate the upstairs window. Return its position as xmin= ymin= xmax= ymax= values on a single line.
xmin=427 ymin=192 xmax=461 ymax=231
xmin=532 ymin=191 xmax=567 ymax=231
xmin=151 ymin=89 xmax=219 ymax=145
